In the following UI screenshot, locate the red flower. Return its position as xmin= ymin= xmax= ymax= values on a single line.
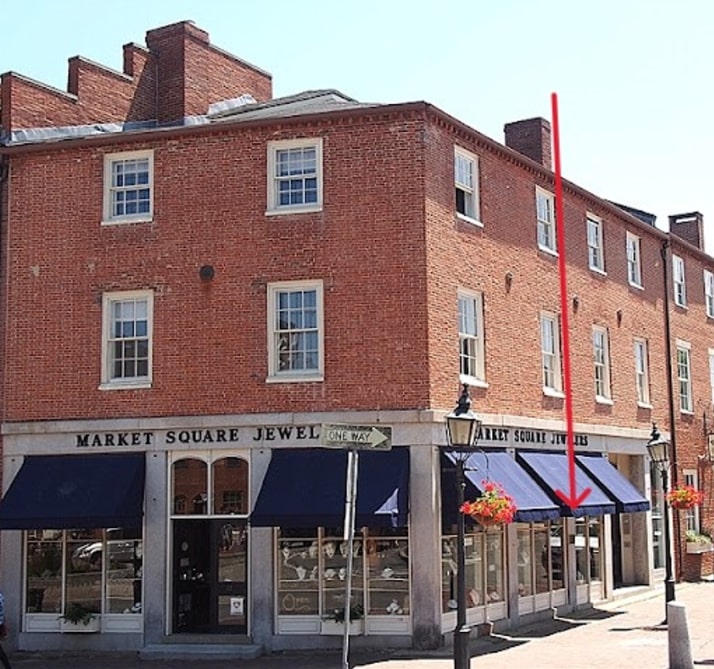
xmin=666 ymin=485 xmax=704 ymax=510
xmin=460 ymin=481 xmax=517 ymax=525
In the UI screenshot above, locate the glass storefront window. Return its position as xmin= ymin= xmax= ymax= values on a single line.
xmin=25 ymin=528 xmax=143 ymax=616
xmin=275 ymin=528 xmax=409 ymax=619
xmin=575 ymin=517 xmax=602 ymax=584
xmin=517 ymin=527 xmax=533 ymax=597
xmin=533 ymin=525 xmax=549 ymax=594
xmin=441 ymin=526 xmax=504 ymax=612
xmin=212 ymin=457 xmax=249 ymax=515
xmin=650 ymin=463 xmax=665 ymax=569
xmin=588 ymin=519 xmax=602 ymax=583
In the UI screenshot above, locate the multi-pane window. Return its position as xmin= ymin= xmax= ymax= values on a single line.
xmin=101 ymin=291 xmax=152 ymax=387
xmin=705 ymin=270 xmax=714 ymax=318
xmin=540 ymin=312 xmax=562 ymax=393
xmin=683 ymin=471 xmax=700 ymax=534
xmin=103 ymin=150 xmax=153 ymax=223
xmin=592 ymin=326 xmax=611 ymax=401
xmin=536 ymin=188 xmax=556 ymax=253
xmin=634 ymin=338 xmax=650 ymax=406
xmin=454 ymin=148 xmax=480 ymax=222
xmin=677 ymin=342 xmax=693 ymax=413
xmin=458 ymin=290 xmax=485 ymax=384
xmin=267 ymin=280 xmax=324 ymax=380
xmin=626 ymin=232 xmax=642 ymax=287
xmin=267 ymin=139 xmax=323 ymax=212
xmin=586 ymin=214 xmax=605 ymax=272
xmin=673 ymin=254 xmax=687 ymax=307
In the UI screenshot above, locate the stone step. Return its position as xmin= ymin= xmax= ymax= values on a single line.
xmin=139 ymin=643 xmax=263 ymax=661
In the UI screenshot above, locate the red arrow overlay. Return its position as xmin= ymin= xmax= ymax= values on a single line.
xmin=551 ymin=92 xmax=591 ymax=511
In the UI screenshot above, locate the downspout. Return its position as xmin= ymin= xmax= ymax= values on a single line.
xmin=660 ymin=238 xmax=683 ymax=577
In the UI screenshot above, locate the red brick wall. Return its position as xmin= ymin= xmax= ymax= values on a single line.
xmin=2 ymin=111 xmax=430 ymax=421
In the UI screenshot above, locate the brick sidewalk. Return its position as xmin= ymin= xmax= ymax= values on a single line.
xmin=8 ymin=582 xmax=713 ymax=668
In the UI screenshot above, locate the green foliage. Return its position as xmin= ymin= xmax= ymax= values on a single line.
xmin=59 ymin=602 xmax=98 ymax=625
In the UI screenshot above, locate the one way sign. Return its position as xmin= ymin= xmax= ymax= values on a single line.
xmin=320 ymin=424 xmax=392 ymax=450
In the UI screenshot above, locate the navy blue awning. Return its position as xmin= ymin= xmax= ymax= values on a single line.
xmin=251 ymin=447 xmax=409 ymax=528
xmin=441 ymin=451 xmax=561 ymax=524
xmin=0 ymin=452 xmax=145 ymax=529
xmin=576 ymin=455 xmax=650 ymax=513
xmin=517 ymin=452 xmax=616 ymax=517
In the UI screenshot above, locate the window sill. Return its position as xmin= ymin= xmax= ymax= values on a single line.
xmin=595 ymin=396 xmax=614 ymax=406
xmin=266 ymin=374 xmax=324 ymax=384
xmin=459 ymin=375 xmax=488 ymax=389
xmin=265 ymin=205 xmax=323 ymax=216
xmin=101 ymin=216 xmax=153 ymax=226
xmin=637 ymin=401 xmax=653 ymax=410
xmin=628 ymin=281 xmax=644 ymax=291
xmin=99 ymin=381 xmax=152 ymax=391
xmin=537 ymin=245 xmax=559 ymax=258
xmin=542 ymin=387 xmax=565 ymax=399
xmin=456 ymin=213 xmax=483 ymax=228
xmin=589 ymin=266 xmax=607 ymax=277
xmin=674 ymin=302 xmax=688 ymax=310
xmin=680 ymin=409 xmax=695 ymax=416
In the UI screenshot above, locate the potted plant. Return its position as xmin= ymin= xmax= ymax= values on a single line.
xmin=460 ymin=481 xmax=517 ymax=527
xmin=58 ymin=602 xmax=100 ymax=633
xmin=666 ymin=485 xmax=704 ymax=510
xmin=685 ymin=530 xmax=713 ymax=554
xmin=322 ymin=603 xmax=364 ymax=635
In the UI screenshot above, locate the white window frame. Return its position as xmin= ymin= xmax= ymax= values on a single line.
xmin=267 ymin=280 xmax=324 ymax=382
xmin=683 ymin=470 xmax=700 ymax=534
xmin=634 ymin=338 xmax=651 ymax=407
xmin=458 ymin=289 xmax=486 ymax=386
xmin=586 ymin=214 xmax=605 ymax=273
xmin=626 ymin=232 xmax=642 ymax=288
xmin=592 ymin=326 xmax=612 ymax=403
xmin=536 ymin=187 xmax=557 ymax=255
xmin=102 ymin=149 xmax=154 ymax=224
xmin=673 ymin=254 xmax=687 ymax=307
xmin=705 ymin=270 xmax=714 ymax=318
xmin=266 ymin=138 xmax=323 ymax=215
xmin=676 ymin=340 xmax=693 ymax=413
xmin=540 ymin=311 xmax=563 ymax=396
xmin=454 ymin=147 xmax=481 ymax=224
xmin=100 ymin=290 xmax=153 ymax=390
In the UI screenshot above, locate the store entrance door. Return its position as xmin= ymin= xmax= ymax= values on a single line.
xmin=173 ymin=519 xmax=248 ymax=634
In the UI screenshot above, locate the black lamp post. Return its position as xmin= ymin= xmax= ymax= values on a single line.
xmin=645 ymin=423 xmax=676 ymax=618
xmin=444 ymin=384 xmax=482 ymax=669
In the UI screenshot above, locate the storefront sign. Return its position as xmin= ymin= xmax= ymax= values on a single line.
xmin=478 ymin=426 xmax=589 ymax=447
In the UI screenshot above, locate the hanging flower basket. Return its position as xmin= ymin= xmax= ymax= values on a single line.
xmin=666 ymin=485 xmax=704 ymax=510
xmin=460 ymin=481 xmax=517 ymax=526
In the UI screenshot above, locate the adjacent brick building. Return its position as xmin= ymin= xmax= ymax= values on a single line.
xmin=0 ymin=20 xmax=711 ymax=657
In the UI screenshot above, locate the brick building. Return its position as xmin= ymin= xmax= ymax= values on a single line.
xmin=0 ymin=20 xmax=711 ymax=657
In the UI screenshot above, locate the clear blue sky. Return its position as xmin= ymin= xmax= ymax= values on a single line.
xmin=4 ymin=0 xmax=713 ymax=252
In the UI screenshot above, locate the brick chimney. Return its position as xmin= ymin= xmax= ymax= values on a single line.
xmin=145 ymin=21 xmax=272 ymax=124
xmin=504 ymin=117 xmax=552 ymax=170
xmin=669 ymin=212 xmax=704 ymax=251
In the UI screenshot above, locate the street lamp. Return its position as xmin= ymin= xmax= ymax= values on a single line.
xmin=444 ymin=384 xmax=482 ymax=669
xmin=645 ymin=422 xmax=675 ymax=617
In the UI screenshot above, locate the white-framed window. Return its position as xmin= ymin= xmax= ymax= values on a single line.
xmin=676 ymin=340 xmax=693 ymax=413
xmin=592 ymin=326 xmax=612 ymax=402
xmin=458 ymin=290 xmax=485 ymax=385
xmin=267 ymin=280 xmax=324 ymax=382
xmin=536 ymin=187 xmax=557 ymax=254
xmin=540 ymin=312 xmax=563 ymax=394
xmin=102 ymin=150 xmax=153 ymax=224
xmin=266 ymin=138 xmax=323 ymax=214
xmin=101 ymin=290 xmax=153 ymax=389
xmin=626 ymin=232 xmax=642 ymax=287
xmin=586 ymin=214 xmax=605 ymax=273
xmin=673 ymin=254 xmax=687 ymax=307
xmin=454 ymin=147 xmax=480 ymax=223
xmin=705 ymin=270 xmax=714 ymax=318
xmin=683 ymin=470 xmax=700 ymax=534
xmin=634 ymin=338 xmax=650 ymax=406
